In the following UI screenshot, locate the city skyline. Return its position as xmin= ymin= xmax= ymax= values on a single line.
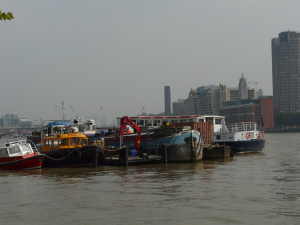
xmin=1 ymin=1 xmax=300 ymax=120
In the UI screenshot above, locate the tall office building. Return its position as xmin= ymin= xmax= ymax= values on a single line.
xmin=239 ymin=74 xmax=248 ymax=100
xmin=164 ymin=85 xmax=171 ymax=115
xmin=272 ymin=31 xmax=300 ymax=115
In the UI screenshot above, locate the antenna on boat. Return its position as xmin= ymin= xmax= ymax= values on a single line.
xmin=141 ymin=106 xmax=146 ymax=115
xmin=61 ymin=101 xmax=65 ymax=121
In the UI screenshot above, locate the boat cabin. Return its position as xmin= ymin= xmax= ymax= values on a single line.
xmin=41 ymin=133 xmax=88 ymax=152
xmin=117 ymin=115 xmax=225 ymax=133
xmin=0 ymin=139 xmax=35 ymax=158
xmin=40 ymin=121 xmax=89 ymax=152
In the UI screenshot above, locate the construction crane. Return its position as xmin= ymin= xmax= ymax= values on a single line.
xmin=119 ymin=116 xmax=142 ymax=152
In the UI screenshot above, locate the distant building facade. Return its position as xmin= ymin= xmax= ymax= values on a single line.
xmin=0 ymin=113 xmax=33 ymax=128
xmin=272 ymin=31 xmax=300 ymax=124
xmin=173 ymin=85 xmax=230 ymax=115
xmin=173 ymin=75 xmax=262 ymax=116
xmin=220 ymin=96 xmax=274 ymax=129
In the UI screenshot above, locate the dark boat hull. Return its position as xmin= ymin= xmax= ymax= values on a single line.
xmin=220 ymin=139 xmax=265 ymax=153
xmin=161 ymin=143 xmax=203 ymax=162
xmin=41 ymin=146 xmax=102 ymax=168
xmin=0 ymin=153 xmax=43 ymax=170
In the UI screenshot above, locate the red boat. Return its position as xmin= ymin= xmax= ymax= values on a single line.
xmin=0 ymin=138 xmax=43 ymax=170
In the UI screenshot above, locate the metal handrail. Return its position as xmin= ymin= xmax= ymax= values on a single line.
xmin=229 ymin=122 xmax=257 ymax=132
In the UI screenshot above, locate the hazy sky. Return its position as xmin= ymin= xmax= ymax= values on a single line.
xmin=1 ymin=1 xmax=299 ymax=123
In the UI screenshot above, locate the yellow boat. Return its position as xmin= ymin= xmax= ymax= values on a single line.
xmin=38 ymin=120 xmax=103 ymax=167
xmin=40 ymin=132 xmax=88 ymax=153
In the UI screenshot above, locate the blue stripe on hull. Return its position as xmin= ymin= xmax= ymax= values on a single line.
xmin=219 ymin=139 xmax=265 ymax=153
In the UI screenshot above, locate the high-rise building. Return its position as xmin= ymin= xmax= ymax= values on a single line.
xmin=164 ymin=85 xmax=171 ymax=115
xmin=239 ymin=74 xmax=248 ymax=100
xmin=272 ymin=31 xmax=300 ymax=116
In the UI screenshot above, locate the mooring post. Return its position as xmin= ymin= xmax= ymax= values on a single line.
xmin=164 ymin=145 xmax=168 ymax=164
xmin=95 ymin=148 xmax=98 ymax=168
xmin=124 ymin=146 xmax=128 ymax=167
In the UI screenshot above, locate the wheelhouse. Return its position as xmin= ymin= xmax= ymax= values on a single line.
xmin=0 ymin=139 xmax=35 ymax=158
xmin=41 ymin=133 xmax=88 ymax=152
xmin=40 ymin=120 xmax=89 ymax=152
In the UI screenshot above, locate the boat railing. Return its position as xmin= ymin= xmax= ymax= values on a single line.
xmin=3 ymin=136 xmax=27 ymax=145
xmin=229 ymin=122 xmax=257 ymax=132
xmin=28 ymin=140 xmax=39 ymax=152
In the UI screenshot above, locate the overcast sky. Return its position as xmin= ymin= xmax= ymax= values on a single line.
xmin=0 ymin=1 xmax=299 ymax=124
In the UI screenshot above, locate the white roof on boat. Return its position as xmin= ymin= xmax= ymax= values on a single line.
xmin=0 ymin=136 xmax=27 ymax=147
xmin=117 ymin=115 xmax=225 ymax=119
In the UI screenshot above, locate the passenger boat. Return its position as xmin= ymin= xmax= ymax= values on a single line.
xmin=0 ymin=138 xmax=43 ymax=170
xmin=39 ymin=120 xmax=102 ymax=167
xmin=40 ymin=121 xmax=90 ymax=152
xmin=214 ymin=121 xmax=265 ymax=153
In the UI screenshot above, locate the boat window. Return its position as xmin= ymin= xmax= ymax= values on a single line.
xmin=153 ymin=120 xmax=160 ymax=126
xmin=215 ymin=119 xmax=222 ymax=125
xmin=137 ymin=120 xmax=144 ymax=126
xmin=72 ymin=138 xmax=80 ymax=145
xmin=0 ymin=148 xmax=9 ymax=157
xmin=53 ymin=140 xmax=60 ymax=145
xmin=8 ymin=145 xmax=21 ymax=155
xmin=145 ymin=120 xmax=152 ymax=127
xmin=25 ymin=143 xmax=34 ymax=153
xmin=61 ymin=139 xmax=68 ymax=145
xmin=20 ymin=144 xmax=31 ymax=153
xmin=80 ymin=139 xmax=88 ymax=145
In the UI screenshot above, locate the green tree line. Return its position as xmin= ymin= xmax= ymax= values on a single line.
xmin=0 ymin=9 xmax=14 ymax=21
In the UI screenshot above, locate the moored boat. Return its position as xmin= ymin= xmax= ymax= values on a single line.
xmin=155 ymin=128 xmax=204 ymax=162
xmin=0 ymin=138 xmax=43 ymax=170
xmin=214 ymin=121 xmax=265 ymax=153
xmin=39 ymin=120 xmax=103 ymax=167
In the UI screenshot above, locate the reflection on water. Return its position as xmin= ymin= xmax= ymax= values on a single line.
xmin=0 ymin=133 xmax=299 ymax=225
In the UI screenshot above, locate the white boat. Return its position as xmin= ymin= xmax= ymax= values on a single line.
xmin=214 ymin=121 xmax=265 ymax=153
xmin=0 ymin=137 xmax=43 ymax=170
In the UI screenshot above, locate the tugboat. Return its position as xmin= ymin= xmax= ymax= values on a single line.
xmin=0 ymin=137 xmax=43 ymax=170
xmin=39 ymin=120 xmax=94 ymax=167
xmin=214 ymin=121 xmax=265 ymax=153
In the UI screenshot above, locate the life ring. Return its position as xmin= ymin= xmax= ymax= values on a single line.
xmin=246 ymin=132 xmax=251 ymax=139
xmin=258 ymin=132 xmax=264 ymax=139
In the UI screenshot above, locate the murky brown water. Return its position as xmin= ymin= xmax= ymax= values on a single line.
xmin=0 ymin=133 xmax=299 ymax=225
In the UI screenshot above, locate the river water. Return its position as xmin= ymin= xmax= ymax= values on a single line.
xmin=0 ymin=133 xmax=299 ymax=225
